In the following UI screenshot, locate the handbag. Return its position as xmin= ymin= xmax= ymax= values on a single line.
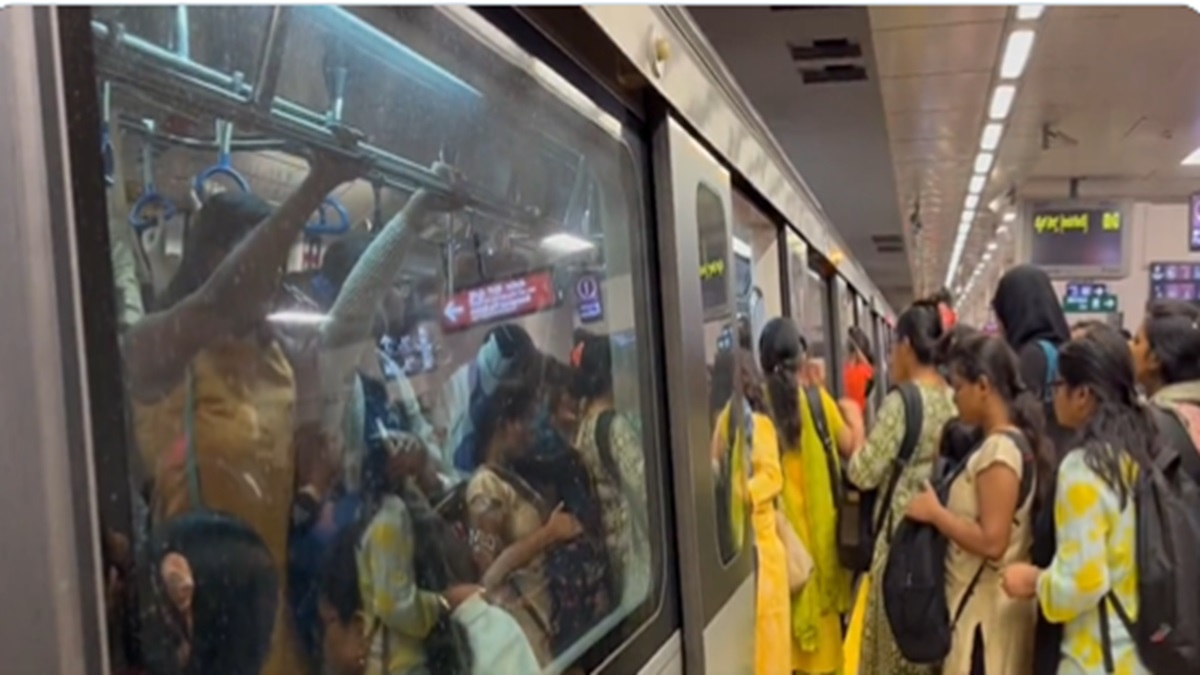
xmin=742 ymin=398 xmax=813 ymax=593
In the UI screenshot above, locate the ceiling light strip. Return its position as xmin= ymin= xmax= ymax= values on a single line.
xmin=943 ymin=7 xmax=1043 ymax=293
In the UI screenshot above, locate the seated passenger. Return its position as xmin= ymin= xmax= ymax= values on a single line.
xmin=1131 ymin=300 xmax=1200 ymax=455
xmin=904 ymin=333 xmax=1041 ymax=675
xmin=127 ymin=153 xmax=363 ymax=675
xmin=571 ymin=334 xmax=651 ymax=612
xmin=465 ymin=381 xmax=585 ymax=665
xmin=1002 ymin=326 xmax=1151 ymax=675
xmin=845 ymin=301 xmax=957 ymax=675
xmin=141 ymin=510 xmax=279 ymax=675
xmin=757 ymin=317 xmax=855 ymax=675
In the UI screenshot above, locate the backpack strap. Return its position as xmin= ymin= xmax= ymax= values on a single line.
xmin=878 ymin=383 xmax=924 ymax=536
xmin=1099 ymin=592 xmax=1134 ymax=674
xmin=951 ymin=562 xmax=988 ymax=628
xmin=595 ymin=409 xmax=621 ymax=489
xmin=1035 ymin=340 xmax=1058 ymax=405
xmin=805 ymin=386 xmax=844 ymax=505
xmin=999 ymin=429 xmax=1037 ymax=510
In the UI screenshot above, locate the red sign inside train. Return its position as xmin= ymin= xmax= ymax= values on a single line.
xmin=441 ymin=270 xmax=558 ymax=332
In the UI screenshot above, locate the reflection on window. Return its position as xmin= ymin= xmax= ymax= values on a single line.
xmin=89 ymin=7 xmax=659 ymax=675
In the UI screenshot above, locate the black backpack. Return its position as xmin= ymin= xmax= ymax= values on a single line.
xmin=835 ymin=383 xmax=923 ymax=573
xmin=883 ymin=429 xmax=1036 ymax=665
xmin=1099 ymin=406 xmax=1200 ymax=674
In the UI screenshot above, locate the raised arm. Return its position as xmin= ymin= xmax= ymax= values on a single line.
xmin=123 ymin=153 xmax=364 ymax=401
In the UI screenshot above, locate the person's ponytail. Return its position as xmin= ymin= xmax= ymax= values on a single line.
xmin=1010 ymin=388 xmax=1054 ymax=510
xmin=765 ymin=361 xmax=802 ymax=451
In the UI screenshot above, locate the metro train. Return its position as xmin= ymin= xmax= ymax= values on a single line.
xmin=0 ymin=6 xmax=898 ymax=675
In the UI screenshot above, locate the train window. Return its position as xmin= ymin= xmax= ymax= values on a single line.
xmin=732 ymin=191 xmax=784 ymax=351
xmin=803 ymin=268 xmax=831 ymax=388
xmin=785 ymin=230 xmax=807 ymax=325
xmin=90 ymin=6 xmax=661 ymax=675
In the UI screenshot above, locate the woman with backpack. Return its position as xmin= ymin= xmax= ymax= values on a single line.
xmin=1000 ymin=326 xmax=1151 ymax=675
xmin=991 ymin=264 xmax=1073 ymax=675
xmin=758 ymin=317 xmax=857 ymax=674
xmin=845 ymin=301 xmax=958 ymax=675
xmin=1130 ymin=300 xmax=1200 ymax=455
xmin=904 ymin=333 xmax=1044 ymax=675
xmin=572 ymin=335 xmax=652 ymax=615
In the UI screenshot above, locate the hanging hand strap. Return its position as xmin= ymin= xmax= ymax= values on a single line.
xmin=183 ymin=367 xmax=202 ymax=510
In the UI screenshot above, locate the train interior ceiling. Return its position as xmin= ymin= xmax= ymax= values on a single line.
xmin=6 ymin=4 xmax=1200 ymax=675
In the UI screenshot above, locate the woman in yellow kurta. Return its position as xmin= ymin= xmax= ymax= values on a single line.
xmin=758 ymin=318 xmax=859 ymax=674
xmin=714 ymin=347 xmax=791 ymax=675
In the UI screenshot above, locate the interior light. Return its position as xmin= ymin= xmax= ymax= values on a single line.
xmin=267 ymin=310 xmax=329 ymax=325
xmin=983 ymin=251 xmax=993 ymax=262
xmin=980 ymin=123 xmax=1004 ymax=151
xmin=975 ymin=152 xmax=995 ymax=174
xmin=966 ymin=194 xmax=980 ymax=209
xmin=1016 ymin=5 xmax=1045 ymax=20
xmin=963 ymin=209 xmax=977 ymax=222
xmin=541 ymin=232 xmax=595 ymax=255
xmin=1000 ymin=30 xmax=1036 ymax=80
xmin=1003 ymin=211 xmax=1017 ymax=223
xmin=996 ymin=223 xmax=1010 ymax=236
xmin=968 ymin=175 xmax=986 ymax=195
xmin=1181 ymin=146 xmax=1200 ymax=166
xmin=989 ymin=85 xmax=1016 ymax=120
xmin=987 ymin=240 xmax=998 ymax=252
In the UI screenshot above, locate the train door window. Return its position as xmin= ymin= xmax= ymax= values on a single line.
xmin=785 ymin=229 xmax=807 ymax=325
xmin=86 ymin=6 xmax=666 ymax=674
xmin=803 ymin=268 xmax=831 ymax=389
xmin=732 ymin=191 xmax=784 ymax=357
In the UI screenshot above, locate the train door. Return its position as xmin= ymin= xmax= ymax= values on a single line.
xmin=652 ymin=116 xmax=753 ymax=675
xmin=732 ymin=191 xmax=786 ymax=362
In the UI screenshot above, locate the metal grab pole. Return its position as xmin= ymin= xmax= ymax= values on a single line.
xmin=175 ymin=5 xmax=189 ymax=60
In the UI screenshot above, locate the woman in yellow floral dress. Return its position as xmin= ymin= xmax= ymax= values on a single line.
xmin=1002 ymin=326 xmax=1150 ymax=675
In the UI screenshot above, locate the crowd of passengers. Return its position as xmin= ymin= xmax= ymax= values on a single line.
xmin=718 ymin=265 xmax=1200 ymax=675
xmin=100 ymin=154 xmax=651 ymax=675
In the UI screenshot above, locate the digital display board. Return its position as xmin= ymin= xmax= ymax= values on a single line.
xmin=1149 ymin=261 xmax=1200 ymax=303
xmin=1026 ymin=200 xmax=1129 ymax=278
xmin=441 ymin=269 xmax=559 ymax=332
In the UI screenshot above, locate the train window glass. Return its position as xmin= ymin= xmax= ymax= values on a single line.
xmin=90 ymin=6 xmax=661 ymax=675
xmin=833 ymin=280 xmax=855 ymax=394
xmin=696 ymin=182 xmax=742 ymax=564
xmin=732 ymin=191 xmax=784 ymax=352
xmin=784 ymin=229 xmax=807 ymax=324
xmin=803 ymin=268 xmax=831 ymax=389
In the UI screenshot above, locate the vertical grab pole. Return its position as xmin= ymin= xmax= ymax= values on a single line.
xmin=175 ymin=5 xmax=189 ymax=59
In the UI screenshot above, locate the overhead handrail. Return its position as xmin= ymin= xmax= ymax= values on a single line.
xmin=92 ymin=19 xmax=539 ymax=229
xmin=192 ymin=113 xmax=251 ymax=200
xmin=128 ymin=119 xmax=178 ymax=232
xmin=305 ymin=197 xmax=351 ymax=237
xmin=118 ymin=116 xmax=288 ymax=153
xmin=101 ymin=81 xmax=115 ymax=187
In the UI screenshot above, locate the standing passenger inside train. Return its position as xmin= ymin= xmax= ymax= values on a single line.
xmin=904 ymin=333 xmax=1041 ymax=675
xmin=1001 ymin=326 xmax=1150 ymax=675
xmin=465 ymin=380 xmax=585 ymax=665
xmin=1130 ymin=300 xmax=1200 ymax=455
xmin=844 ymin=325 xmax=876 ymax=417
xmin=126 ymin=153 xmax=364 ymax=675
xmin=758 ymin=317 xmax=855 ymax=675
xmin=991 ymin=263 xmax=1072 ymax=675
xmin=572 ymin=334 xmax=651 ymax=613
xmin=844 ymin=301 xmax=957 ymax=675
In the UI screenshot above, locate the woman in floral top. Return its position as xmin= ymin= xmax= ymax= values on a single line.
xmin=842 ymin=301 xmax=957 ymax=675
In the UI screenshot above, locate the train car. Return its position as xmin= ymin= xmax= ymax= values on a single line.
xmin=0 ymin=6 xmax=895 ymax=675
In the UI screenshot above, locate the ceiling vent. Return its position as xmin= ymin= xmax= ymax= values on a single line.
xmin=789 ymin=38 xmax=863 ymax=62
xmin=871 ymin=234 xmax=905 ymax=254
xmin=800 ymin=64 xmax=868 ymax=85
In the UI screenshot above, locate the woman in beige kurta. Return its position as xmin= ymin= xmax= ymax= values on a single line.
xmin=940 ymin=433 xmax=1038 ymax=675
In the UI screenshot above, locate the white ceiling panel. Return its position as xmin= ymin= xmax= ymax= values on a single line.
xmin=872 ymin=21 xmax=1004 ymax=78
xmin=880 ymin=71 xmax=992 ymax=113
xmin=869 ymin=6 xmax=1007 ymax=32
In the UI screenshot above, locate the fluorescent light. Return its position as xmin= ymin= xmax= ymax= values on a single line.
xmin=983 ymin=251 xmax=993 ymax=262
xmin=1016 ymin=5 xmax=1045 ymax=20
xmin=1182 ymin=146 xmax=1200 ymax=166
xmin=963 ymin=208 xmax=977 ymax=222
xmin=966 ymin=194 xmax=980 ymax=209
xmin=987 ymin=240 xmax=998 ymax=251
xmin=989 ymin=85 xmax=1016 ymax=120
xmin=968 ymin=175 xmax=986 ymax=195
xmin=996 ymin=223 xmax=1010 ymax=236
xmin=1003 ymin=211 xmax=1017 ymax=223
xmin=975 ymin=152 xmax=995 ymax=174
xmin=1000 ymin=30 xmax=1036 ymax=80
xmin=540 ymin=232 xmax=595 ymax=254
xmin=980 ymin=123 xmax=1004 ymax=151
xmin=267 ymin=310 xmax=328 ymax=325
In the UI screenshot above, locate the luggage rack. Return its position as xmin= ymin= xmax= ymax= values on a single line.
xmin=90 ymin=13 xmax=544 ymax=231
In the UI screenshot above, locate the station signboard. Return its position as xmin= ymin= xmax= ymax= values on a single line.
xmin=1062 ymin=281 xmax=1118 ymax=313
xmin=1149 ymin=261 xmax=1200 ymax=303
xmin=575 ymin=273 xmax=604 ymax=324
xmin=441 ymin=268 xmax=559 ymax=332
xmin=1189 ymin=192 xmax=1200 ymax=252
xmin=1026 ymin=200 xmax=1130 ymax=279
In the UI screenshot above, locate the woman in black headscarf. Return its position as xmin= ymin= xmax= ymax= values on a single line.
xmin=990 ymin=264 xmax=1071 ymax=675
